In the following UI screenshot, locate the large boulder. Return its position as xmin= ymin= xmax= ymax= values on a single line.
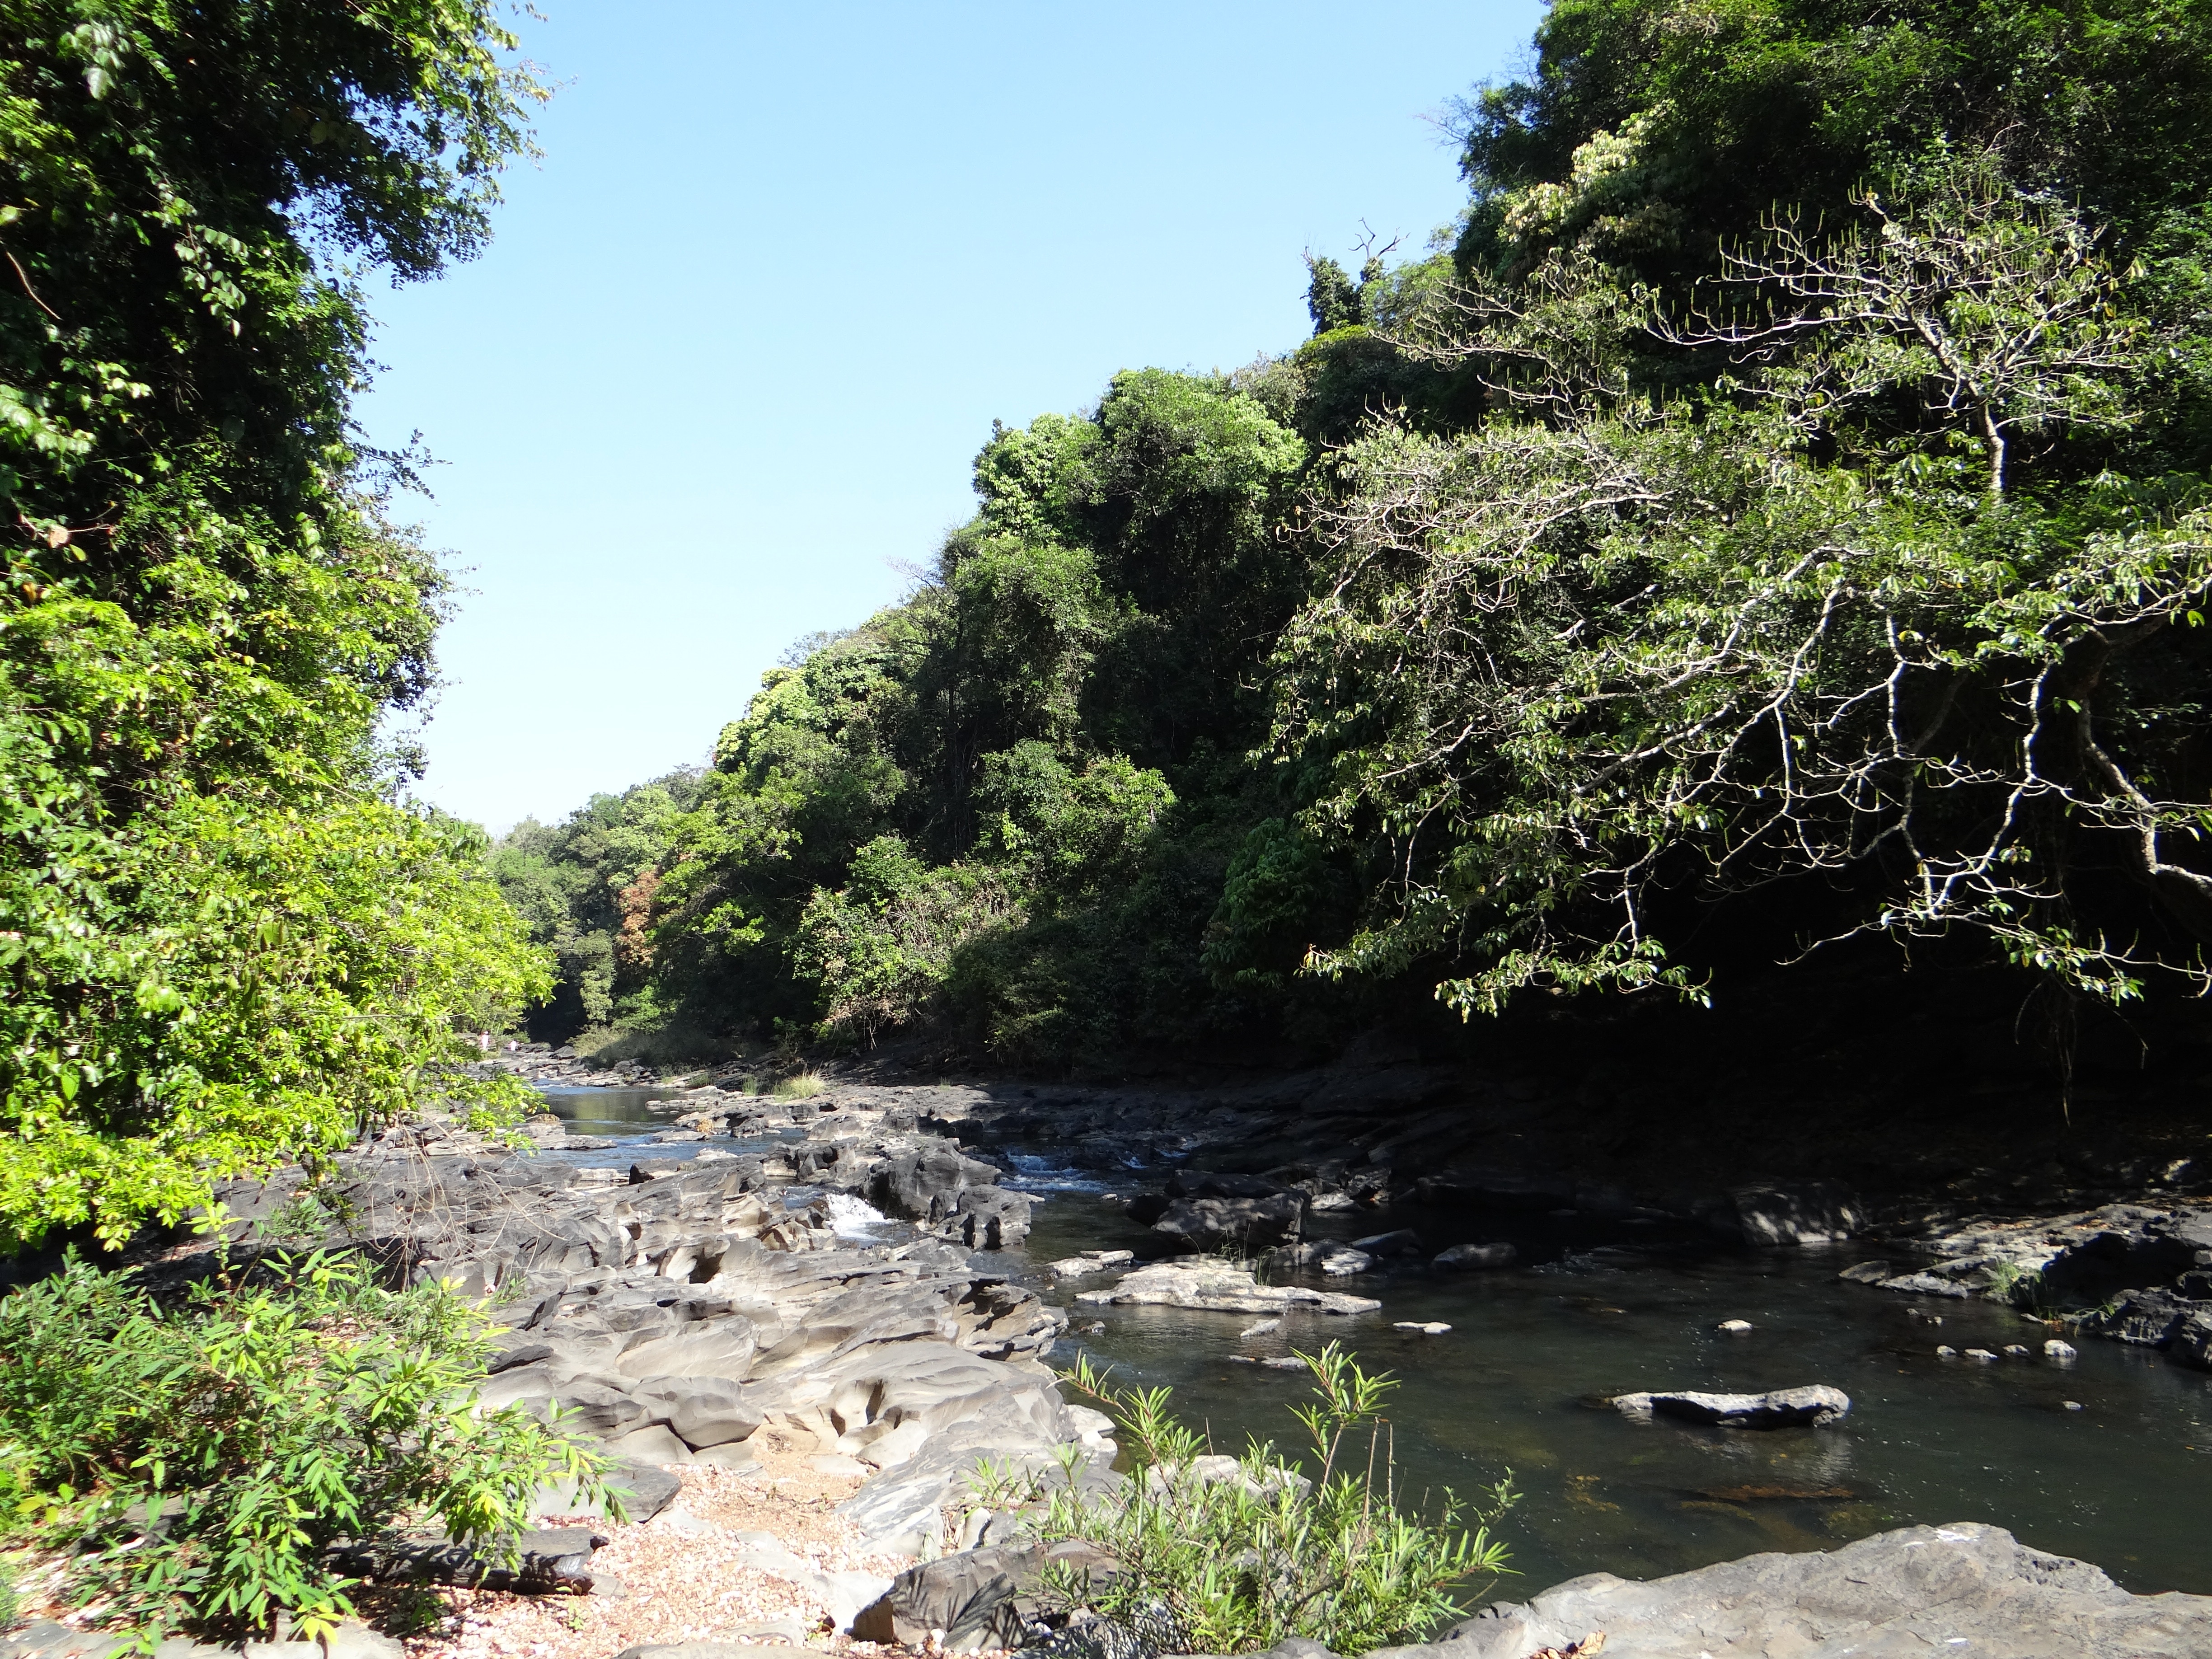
xmin=1074 ymin=1260 xmax=1376 ymax=1316
xmin=868 ymin=1142 xmax=1004 ymax=1224
xmin=1609 ymin=1385 xmax=1851 ymax=1429
xmin=1422 ymin=1522 xmax=2212 ymax=1659
xmin=849 ymin=1543 xmax=1044 ymax=1650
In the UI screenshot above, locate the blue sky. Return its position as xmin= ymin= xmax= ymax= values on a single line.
xmin=359 ymin=0 xmax=1546 ymax=831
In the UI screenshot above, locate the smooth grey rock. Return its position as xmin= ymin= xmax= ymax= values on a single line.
xmin=1432 ymin=1242 xmax=1516 ymax=1270
xmin=849 ymin=1542 xmax=1046 ymax=1649
xmin=1433 ymin=1521 xmax=2212 ymax=1658
xmin=1610 ymin=1384 xmax=1851 ymax=1428
xmin=1073 ymin=1260 xmax=1378 ymax=1316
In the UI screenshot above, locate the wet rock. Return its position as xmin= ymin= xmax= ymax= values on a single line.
xmin=1430 ymin=1521 xmax=2212 ymax=1659
xmin=867 ymin=1142 xmax=1004 ymax=1226
xmin=2046 ymin=1338 xmax=2078 ymax=1361
xmin=1432 ymin=1242 xmax=1516 ymax=1270
xmin=1610 ymin=1385 xmax=1851 ymax=1428
xmin=1073 ymin=1260 xmax=1378 ymax=1316
xmin=1717 ymin=1319 xmax=1753 ymax=1334
xmin=944 ymin=1183 xmax=1033 ymax=1249
xmin=1349 ymin=1228 xmax=1421 ymax=1257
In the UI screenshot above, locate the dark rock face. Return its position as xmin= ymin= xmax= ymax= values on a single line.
xmin=1610 ymin=1385 xmax=1851 ymax=1429
xmin=850 ymin=1542 xmax=1045 ymax=1650
xmin=1847 ymin=1203 xmax=2212 ymax=1371
xmin=330 ymin=1526 xmax=608 ymax=1593
xmin=1415 ymin=1522 xmax=2212 ymax=1659
xmin=1153 ymin=1191 xmax=1306 ymax=1253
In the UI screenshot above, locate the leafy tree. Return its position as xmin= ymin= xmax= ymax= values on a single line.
xmin=1274 ymin=155 xmax=2212 ymax=1018
xmin=0 ymin=1 xmax=549 ymax=1249
xmin=644 ymin=374 xmax=1310 ymax=1065
xmin=1453 ymin=0 xmax=2212 ymax=286
xmin=488 ymin=771 xmax=703 ymax=1040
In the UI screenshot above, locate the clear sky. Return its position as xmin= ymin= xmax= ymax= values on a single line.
xmin=358 ymin=0 xmax=1547 ymax=833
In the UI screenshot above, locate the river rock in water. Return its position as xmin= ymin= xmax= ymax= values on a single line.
xmin=1609 ymin=1385 xmax=1851 ymax=1428
xmin=1074 ymin=1259 xmax=1378 ymax=1316
xmin=1421 ymin=1521 xmax=2212 ymax=1659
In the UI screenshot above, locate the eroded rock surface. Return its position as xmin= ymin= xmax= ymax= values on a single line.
xmin=1842 ymin=1202 xmax=2212 ymax=1370
xmin=1415 ymin=1522 xmax=2212 ymax=1659
xmin=199 ymin=1110 xmax=1092 ymax=1567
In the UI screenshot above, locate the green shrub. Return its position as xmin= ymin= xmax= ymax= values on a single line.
xmin=0 ymin=1250 xmax=616 ymax=1642
xmin=1028 ymin=1344 xmax=1515 ymax=1654
xmin=770 ymin=1071 xmax=827 ymax=1100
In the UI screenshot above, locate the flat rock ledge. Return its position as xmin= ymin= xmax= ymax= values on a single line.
xmin=1608 ymin=1385 xmax=1851 ymax=1429
xmin=1074 ymin=1260 xmax=1380 ymax=1316
xmin=1370 ymin=1521 xmax=2212 ymax=1659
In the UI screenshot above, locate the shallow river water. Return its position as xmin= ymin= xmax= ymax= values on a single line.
xmin=537 ymin=1092 xmax=2212 ymax=1597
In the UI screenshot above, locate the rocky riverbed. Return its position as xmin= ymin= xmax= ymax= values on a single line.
xmin=23 ymin=1051 xmax=2212 ymax=1659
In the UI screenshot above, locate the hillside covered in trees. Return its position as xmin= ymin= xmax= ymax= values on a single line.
xmin=506 ymin=0 xmax=2212 ymax=1093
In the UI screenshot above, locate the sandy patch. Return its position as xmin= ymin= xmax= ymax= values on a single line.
xmin=396 ymin=1433 xmax=917 ymax=1659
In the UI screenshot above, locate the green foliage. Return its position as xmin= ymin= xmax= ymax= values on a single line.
xmin=0 ymin=1 xmax=550 ymax=1250
xmin=1275 ymin=155 xmax=2212 ymax=1014
xmin=0 ymin=1250 xmax=615 ymax=1641
xmin=1030 ymin=1345 xmax=1515 ymax=1654
xmin=1454 ymin=0 xmax=2212 ymax=284
xmin=487 ymin=771 xmax=704 ymax=1040
xmin=531 ymin=0 xmax=2212 ymax=1069
xmin=641 ymin=371 xmax=1312 ymax=1066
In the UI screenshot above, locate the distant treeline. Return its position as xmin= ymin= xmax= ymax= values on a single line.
xmin=497 ymin=0 xmax=2212 ymax=1073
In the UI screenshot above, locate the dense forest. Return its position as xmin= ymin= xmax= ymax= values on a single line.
xmin=499 ymin=0 xmax=2212 ymax=1084
xmin=9 ymin=0 xmax=2212 ymax=1252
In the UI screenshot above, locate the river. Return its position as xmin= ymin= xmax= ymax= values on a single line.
xmin=535 ymin=1090 xmax=2212 ymax=1598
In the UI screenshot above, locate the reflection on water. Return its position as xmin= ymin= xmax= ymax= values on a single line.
xmin=536 ymin=1086 xmax=683 ymax=1131
xmin=1015 ymin=1186 xmax=2212 ymax=1597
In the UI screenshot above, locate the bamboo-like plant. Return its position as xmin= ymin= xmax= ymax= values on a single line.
xmin=1027 ymin=1343 xmax=1515 ymax=1654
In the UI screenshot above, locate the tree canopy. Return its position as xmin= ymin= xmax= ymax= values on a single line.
xmin=0 ymin=0 xmax=549 ymax=1250
xmin=498 ymin=0 xmax=2211 ymax=1088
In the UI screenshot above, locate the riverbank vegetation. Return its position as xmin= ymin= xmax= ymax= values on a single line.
xmin=0 ymin=1246 xmax=613 ymax=1641
xmin=1029 ymin=1346 xmax=1517 ymax=1654
xmin=504 ymin=0 xmax=2212 ymax=1086
xmin=0 ymin=1 xmax=553 ymax=1251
